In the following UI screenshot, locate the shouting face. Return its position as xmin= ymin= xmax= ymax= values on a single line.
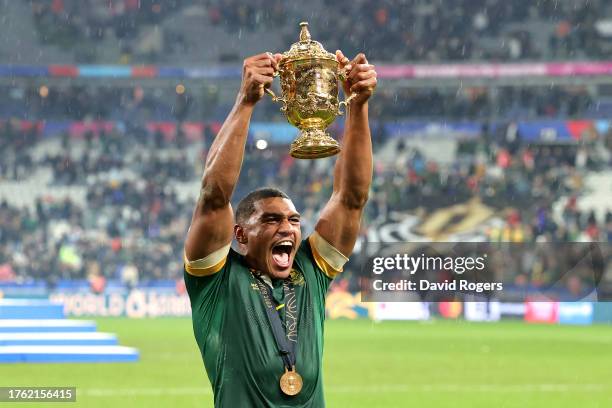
xmin=235 ymin=197 xmax=301 ymax=279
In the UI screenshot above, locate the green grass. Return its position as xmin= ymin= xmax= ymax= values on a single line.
xmin=1 ymin=318 xmax=611 ymax=407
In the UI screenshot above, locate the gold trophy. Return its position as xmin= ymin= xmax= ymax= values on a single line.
xmin=265 ymin=22 xmax=356 ymax=159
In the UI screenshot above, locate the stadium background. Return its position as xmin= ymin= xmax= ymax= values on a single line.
xmin=0 ymin=0 xmax=611 ymax=407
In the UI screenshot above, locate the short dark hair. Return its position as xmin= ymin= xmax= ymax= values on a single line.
xmin=235 ymin=187 xmax=290 ymax=224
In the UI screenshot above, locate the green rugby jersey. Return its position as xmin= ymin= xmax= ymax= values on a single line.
xmin=184 ymin=236 xmax=339 ymax=407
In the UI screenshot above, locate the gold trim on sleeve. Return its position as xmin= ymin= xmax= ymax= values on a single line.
xmin=308 ymin=232 xmax=348 ymax=279
xmin=184 ymin=243 xmax=231 ymax=277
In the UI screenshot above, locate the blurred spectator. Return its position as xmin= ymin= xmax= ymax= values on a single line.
xmin=27 ymin=0 xmax=612 ymax=63
xmin=0 ymin=119 xmax=609 ymax=287
xmin=0 ymin=84 xmax=600 ymax=123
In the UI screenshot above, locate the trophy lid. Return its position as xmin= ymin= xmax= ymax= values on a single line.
xmin=281 ymin=22 xmax=336 ymax=63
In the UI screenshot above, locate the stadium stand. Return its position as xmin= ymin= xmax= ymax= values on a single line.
xmin=0 ymin=0 xmax=610 ymax=297
xmin=0 ymin=84 xmax=604 ymax=121
xmin=3 ymin=0 xmax=609 ymax=64
xmin=0 ymin=118 xmax=610 ymax=290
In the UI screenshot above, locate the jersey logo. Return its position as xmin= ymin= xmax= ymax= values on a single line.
xmin=289 ymin=269 xmax=305 ymax=286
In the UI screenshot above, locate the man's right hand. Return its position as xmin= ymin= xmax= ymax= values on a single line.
xmin=238 ymin=53 xmax=283 ymax=106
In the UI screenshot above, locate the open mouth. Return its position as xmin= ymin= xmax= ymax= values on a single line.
xmin=271 ymin=240 xmax=294 ymax=269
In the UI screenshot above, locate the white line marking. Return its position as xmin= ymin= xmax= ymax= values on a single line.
xmin=0 ymin=345 xmax=138 ymax=355
xmin=79 ymin=383 xmax=609 ymax=397
xmin=0 ymin=299 xmax=62 ymax=306
xmin=0 ymin=332 xmax=116 ymax=340
xmin=0 ymin=320 xmax=95 ymax=327
xmin=82 ymin=388 xmax=212 ymax=397
xmin=328 ymin=384 xmax=609 ymax=393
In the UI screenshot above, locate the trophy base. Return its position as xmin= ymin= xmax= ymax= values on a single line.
xmin=290 ymin=128 xmax=340 ymax=159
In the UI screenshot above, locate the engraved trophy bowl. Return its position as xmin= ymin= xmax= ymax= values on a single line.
xmin=265 ymin=22 xmax=356 ymax=159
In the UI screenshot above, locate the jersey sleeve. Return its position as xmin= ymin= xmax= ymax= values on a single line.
xmin=294 ymin=235 xmax=349 ymax=303
xmin=183 ymin=248 xmax=236 ymax=354
xmin=307 ymin=232 xmax=348 ymax=279
xmin=184 ymin=242 xmax=231 ymax=277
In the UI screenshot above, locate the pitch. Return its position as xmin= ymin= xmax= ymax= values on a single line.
xmin=1 ymin=318 xmax=610 ymax=407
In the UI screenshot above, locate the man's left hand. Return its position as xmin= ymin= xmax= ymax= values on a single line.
xmin=336 ymin=51 xmax=377 ymax=106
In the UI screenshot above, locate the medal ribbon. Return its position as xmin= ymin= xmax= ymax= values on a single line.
xmin=253 ymin=274 xmax=298 ymax=370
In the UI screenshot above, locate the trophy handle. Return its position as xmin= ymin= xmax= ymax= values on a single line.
xmin=264 ymin=87 xmax=284 ymax=103
xmin=337 ymin=66 xmax=358 ymax=115
xmin=338 ymin=92 xmax=357 ymax=115
xmin=264 ymin=70 xmax=287 ymax=111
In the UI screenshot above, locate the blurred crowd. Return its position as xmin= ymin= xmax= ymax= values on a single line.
xmin=29 ymin=0 xmax=612 ymax=63
xmin=314 ymin=0 xmax=609 ymax=62
xmin=0 ymin=85 xmax=199 ymax=122
xmin=31 ymin=0 xmax=190 ymax=62
xmin=43 ymin=131 xmax=194 ymax=185
xmin=0 ymin=83 xmax=602 ymax=123
xmin=0 ymin=117 xmax=610 ymax=289
xmin=0 ymin=126 xmax=196 ymax=284
xmin=367 ymin=132 xmax=612 ymax=244
xmin=0 ymin=188 xmax=189 ymax=285
xmin=0 ymin=122 xmax=40 ymax=182
xmin=2 ymin=0 xmax=607 ymax=295
xmin=372 ymin=86 xmax=597 ymax=121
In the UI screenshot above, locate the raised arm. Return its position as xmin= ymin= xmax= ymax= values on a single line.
xmin=185 ymin=53 xmax=282 ymax=263
xmin=314 ymin=52 xmax=377 ymax=257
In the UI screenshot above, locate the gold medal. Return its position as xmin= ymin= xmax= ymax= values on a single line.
xmin=279 ymin=366 xmax=303 ymax=396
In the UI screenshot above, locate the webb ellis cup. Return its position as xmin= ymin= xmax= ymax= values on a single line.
xmin=265 ymin=22 xmax=356 ymax=159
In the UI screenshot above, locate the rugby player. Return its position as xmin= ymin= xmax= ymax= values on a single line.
xmin=184 ymin=50 xmax=376 ymax=407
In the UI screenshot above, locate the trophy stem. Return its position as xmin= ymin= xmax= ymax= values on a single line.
xmin=290 ymin=128 xmax=340 ymax=159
